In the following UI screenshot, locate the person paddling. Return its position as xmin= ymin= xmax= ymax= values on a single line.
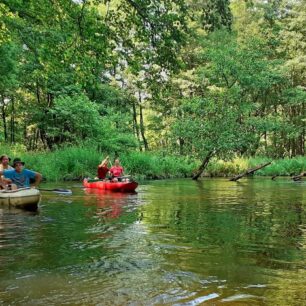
xmin=109 ymin=158 xmax=124 ymax=181
xmin=2 ymin=158 xmax=42 ymax=189
xmin=97 ymin=156 xmax=110 ymax=180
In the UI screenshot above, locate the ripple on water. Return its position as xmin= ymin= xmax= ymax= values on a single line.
xmin=0 ymin=178 xmax=305 ymax=305
xmin=222 ymin=293 xmax=264 ymax=303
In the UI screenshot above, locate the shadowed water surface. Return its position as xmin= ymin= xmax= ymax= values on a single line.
xmin=0 ymin=178 xmax=305 ymax=305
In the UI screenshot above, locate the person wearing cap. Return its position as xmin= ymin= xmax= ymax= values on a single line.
xmin=1 ymin=158 xmax=42 ymax=189
xmin=97 ymin=156 xmax=110 ymax=180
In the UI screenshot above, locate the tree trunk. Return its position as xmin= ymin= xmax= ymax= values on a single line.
xmin=39 ymin=128 xmax=52 ymax=150
xmin=47 ymin=92 xmax=53 ymax=107
xmin=34 ymin=128 xmax=40 ymax=150
xmin=192 ymin=151 xmax=214 ymax=180
xmin=10 ymin=97 xmax=15 ymax=143
xmin=178 ymin=137 xmax=184 ymax=155
xmin=138 ymin=92 xmax=148 ymax=150
xmin=229 ymin=161 xmax=272 ymax=181
xmin=36 ymin=80 xmax=41 ymax=104
xmin=139 ymin=103 xmax=148 ymax=150
xmin=132 ymin=99 xmax=142 ymax=151
xmin=297 ymin=118 xmax=305 ymax=156
xmin=1 ymin=95 xmax=8 ymax=142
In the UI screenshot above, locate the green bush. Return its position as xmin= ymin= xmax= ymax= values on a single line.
xmin=1 ymin=143 xmax=304 ymax=181
xmin=0 ymin=145 xmax=197 ymax=181
xmin=206 ymin=156 xmax=305 ymax=177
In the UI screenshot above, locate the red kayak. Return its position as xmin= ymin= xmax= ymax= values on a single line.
xmin=83 ymin=178 xmax=138 ymax=192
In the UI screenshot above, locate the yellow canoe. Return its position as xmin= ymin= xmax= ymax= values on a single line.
xmin=0 ymin=188 xmax=41 ymax=211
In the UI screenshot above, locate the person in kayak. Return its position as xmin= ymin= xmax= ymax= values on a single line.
xmin=97 ymin=156 xmax=110 ymax=180
xmin=0 ymin=155 xmax=14 ymax=189
xmin=109 ymin=158 xmax=124 ymax=181
xmin=2 ymin=158 xmax=42 ymax=189
xmin=0 ymin=155 xmax=13 ymax=171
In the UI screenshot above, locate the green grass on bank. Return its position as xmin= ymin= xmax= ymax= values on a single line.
xmin=0 ymin=145 xmax=196 ymax=181
xmin=1 ymin=144 xmax=305 ymax=181
xmin=205 ymin=156 xmax=306 ymax=177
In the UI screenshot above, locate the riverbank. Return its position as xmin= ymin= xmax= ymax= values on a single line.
xmin=2 ymin=145 xmax=305 ymax=181
xmin=205 ymin=156 xmax=306 ymax=178
xmin=2 ymin=146 xmax=196 ymax=181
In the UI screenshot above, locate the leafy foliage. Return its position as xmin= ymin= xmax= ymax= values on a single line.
xmin=0 ymin=0 xmax=304 ymax=171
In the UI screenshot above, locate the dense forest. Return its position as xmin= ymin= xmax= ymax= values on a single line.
xmin=0 ymin=0 xmax=305 ymax=179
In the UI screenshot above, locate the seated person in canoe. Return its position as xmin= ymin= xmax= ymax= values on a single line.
xmin=97 ymin=156 xmax=110 ymax=180
xmin=0 ymin=155 xmax=13 ymax=171
xmin=1 ymin=158 xmax=42 ymax=189
xmin=109 ymin=158 xmax=126 ymax=182
xmin=0 ymin=155 xmax=15 ymax=189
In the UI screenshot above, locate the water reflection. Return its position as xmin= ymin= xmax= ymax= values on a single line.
xmin=0 ymin=179 xmax=305 ymax=305
xmin=83 ymin=188 xmax=134 ymax=219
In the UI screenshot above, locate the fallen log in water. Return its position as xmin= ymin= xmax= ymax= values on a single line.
xmin=229 ymin=161 xmax=272 ymax=182
xmin=292 ymin=172 xmax=305 ymax=181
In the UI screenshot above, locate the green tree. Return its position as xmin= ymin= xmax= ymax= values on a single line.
xmin=188 ymin=0 xmax=232 ymax=32
xmin=278 ymin=0 xmax=306 ymax=156
xmin=32 ymin=94 xmax=137 ymax=151
xmin=0 ymin=42 xmax=20 ymax=142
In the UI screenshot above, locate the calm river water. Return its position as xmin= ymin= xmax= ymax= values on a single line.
xmin=0 ymin=178 xmax=305 ymax=305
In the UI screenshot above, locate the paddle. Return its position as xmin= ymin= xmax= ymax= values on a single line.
xmin=1 ymin=187 xmax=72 ymax=195
xmin=38 ymin=188 xmax=73 ymax=195
xmin=119 ymin=175 xmax=131 ymax=179
xmin=118 ymin=175 xmax=133 ymax=181
xmin=111 ymin=175 xmax=135 ymax=182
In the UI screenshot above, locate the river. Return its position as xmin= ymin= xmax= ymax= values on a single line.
xmin=0 ymin=178 xmax=305 ymax=305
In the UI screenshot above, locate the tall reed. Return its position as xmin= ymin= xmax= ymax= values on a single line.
xmin=1 ymin=144 xmax=304 ymax=180
xmin=0 ymin=145 xmax=196 ymax=181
